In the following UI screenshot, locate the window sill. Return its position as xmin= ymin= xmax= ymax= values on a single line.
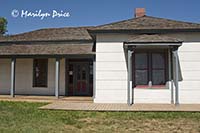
xmin=134 ymin=85 xmax=167 ymax=89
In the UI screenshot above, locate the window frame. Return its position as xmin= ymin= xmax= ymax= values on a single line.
xmin=33 ymin=59 xmax=48 ymax=88
xmin=133 ymin=49 xmax=168 ymax=87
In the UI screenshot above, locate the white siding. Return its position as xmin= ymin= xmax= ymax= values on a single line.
xmin=95 ymin=41 xmax=128 ymax=103
xmin=178 ymin=42 xmax=200 ymax=103
xmin=134 ymin=89 xmax=171 ymax=103
xmin=0 ymin=58 xmax=65 ymax=95
xmin=95 ymin=33 xmax=200 ymax=104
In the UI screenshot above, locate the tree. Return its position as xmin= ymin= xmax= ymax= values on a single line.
xmin=0 ymin=17 xmax=7 ymax=35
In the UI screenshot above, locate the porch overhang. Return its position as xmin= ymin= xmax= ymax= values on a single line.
xmin=0 ymin=43 xmax=95 ymax=57
xmin=124 ymin=34 xmax=183 ymax=106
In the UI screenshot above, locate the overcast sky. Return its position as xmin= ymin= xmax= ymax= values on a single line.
xmin=0 ymin=0 xmax=199 ymax=34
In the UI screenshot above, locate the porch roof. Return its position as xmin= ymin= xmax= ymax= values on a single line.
xmin=0 ymin=43 xmax=94 ymax=56
xmin=0 ymin=27 xmax=93 ymax=42
xmin=125 ymin=34 xmax=183 ymax=44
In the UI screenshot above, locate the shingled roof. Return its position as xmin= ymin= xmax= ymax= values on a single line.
xmin=0 ymin=43 xmax=94 ymax=55
xmin=0 ymin=26 xmax=93 ymax=42
xmin=125 ymin=34 xmax=183 ymax=43
xmin=90 ymin=16 xmax=200 ymax=31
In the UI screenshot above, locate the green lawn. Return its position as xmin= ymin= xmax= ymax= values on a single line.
xmin=0 ymin=101 xmax=200 ymax=133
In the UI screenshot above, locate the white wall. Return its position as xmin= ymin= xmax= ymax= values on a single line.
xmin=178 ymin=42 xmax=200 ymax=103
xmin=95 ymin=32 xmax=200 ymax=104
xmin=94 ymin=34 xmax=128 ymax=103
xmin=0 ymin=58 xmax=65 ymax=96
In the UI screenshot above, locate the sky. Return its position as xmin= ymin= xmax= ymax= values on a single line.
xmin=0 ymin=0 xmax=200 ymax=35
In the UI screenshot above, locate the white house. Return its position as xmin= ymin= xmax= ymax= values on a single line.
xmin=0 ymin=8 xmax=200 ymax=105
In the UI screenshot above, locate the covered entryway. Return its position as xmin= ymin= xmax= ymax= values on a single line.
xmin=0 ymin=41 xmax=95 ymax=98
xmin=124 ymin=34 xmax=183 ymax=105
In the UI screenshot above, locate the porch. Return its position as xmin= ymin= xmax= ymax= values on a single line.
xmin=40 ymin=102 xmax=200 ymax=112
xmin=0 ymin=41 xmax=95 ymax=98
xmin=0 ymin=95 xmax=93 ymax=103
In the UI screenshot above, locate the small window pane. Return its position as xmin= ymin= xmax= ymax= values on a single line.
xmin=152 ymin=53 xmax=165 ymax=69
xmin=82 ymin=67 xmax=86 ymax=80
xmin=152 ymin=70 xmax=165 ymax=85
xmin=135 ymin=53 xmax=148 ymax=69
xmin=77 ymin=65 xmax=81 ymax=80
xmin=135 ymin=70 xmax=148 ymax=85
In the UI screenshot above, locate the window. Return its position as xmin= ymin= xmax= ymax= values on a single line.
xmin=134 ymin=51 xmax=167 ymax=86
xmin=33 ymin=59 xmax=48 ymax=87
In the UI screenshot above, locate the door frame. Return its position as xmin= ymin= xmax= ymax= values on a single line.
xmin=72 ymin=62 xmax=90 ymax=96
xmin=65 ymin=58 xmax=93 ymax=96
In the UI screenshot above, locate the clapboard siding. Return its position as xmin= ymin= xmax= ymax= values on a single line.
xmin=179 ymin=52 xmax=200 ymax=61
xmin=134 ymin=89 xmax=171 ymax=103
xmin=179 ymin=62 xmax=200 ymax=71
xmin=181 ymin=71 xmax=200 ymax=80
xmin=96 ymin=42 xmax=124 ymax=52
xmin=179 ymin=81 xmax=200 ymax=90
xmin=178 ymin=42 xmax=200 ymax=103
xmin=96 ymin=53 xmax=126 ymax=62
xmin=96 ymin=80 xmax=127 ymax=90
xmin=95 ymin=40 xmax=128 ymax=103
xmin=96 ymin=71 xmax=127 ymax=80
xmin=96 ymin=62 xmax=127 ymax=71
xmin=95 ymin=34 xmax=200 ymax=104
xmin=94 ymin=89 xmax=127 ymax=103
xmin=179 ymin=42 xmax=200 ymax=52
xmin=180 ymin=90 xmax=200 ymax=103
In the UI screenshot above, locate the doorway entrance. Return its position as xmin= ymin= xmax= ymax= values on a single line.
xmin=67 ymin=60 xmax=93 ymax=96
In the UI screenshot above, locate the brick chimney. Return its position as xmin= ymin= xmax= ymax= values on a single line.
xmin=135 ymin=8 xmax=146 ymax=18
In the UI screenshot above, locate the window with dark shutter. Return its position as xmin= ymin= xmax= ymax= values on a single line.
xmin=33 ymin=59 xmax=48 ymax=87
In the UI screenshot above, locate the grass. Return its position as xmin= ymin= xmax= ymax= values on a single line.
xmin=0 ymin=101 xmax=200 ymax=133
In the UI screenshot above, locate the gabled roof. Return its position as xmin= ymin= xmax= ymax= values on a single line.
xmin=0 ymin=15 xmax=200 ymax=43
xmin=90 ymin=16 xmax=200 ymax=31
xmin=0 ymin=26 xmax=93 ymax=42
xmin=125 ymin=34 xmax=183 ymax=43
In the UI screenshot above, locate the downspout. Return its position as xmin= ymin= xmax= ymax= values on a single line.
xmin=172 ymin=45 xmax=182 ymax=106
xmin=127 ymin=48 xmax=133 ymax=105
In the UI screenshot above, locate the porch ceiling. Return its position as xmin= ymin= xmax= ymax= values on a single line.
xmin=0 ymin=43 xmax=94 ymax=56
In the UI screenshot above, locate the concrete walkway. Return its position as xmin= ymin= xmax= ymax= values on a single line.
xmin=1 ymin=95 xmax=200 ymax=112
xmin=40 ymin=101 xmax=200 ymax=112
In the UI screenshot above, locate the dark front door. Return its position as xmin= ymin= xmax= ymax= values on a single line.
xmin=68 ymin=61 xmax=92 ymax=96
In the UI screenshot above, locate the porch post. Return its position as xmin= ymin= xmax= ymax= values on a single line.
xmin=55 ymin=58 xmax=60 ymax=98
xmin=93 ymin=57 xmax=96 ymax=99
xmin=169 ymin=49 xmax=174 ymax=104
xmin=128 ymin=49 xmax=133 ymax=105
xmin=173 ymin=49 xmax=179 ymax=105
xmin=10 ymin=58 xmax=16 ymax=97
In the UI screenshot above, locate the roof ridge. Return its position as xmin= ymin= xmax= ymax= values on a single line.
xmin=8 ymin=26 xmax=94 ymax=37
xmin=94 ymin=15 xmax=148 ymax=28
xmin=146 ymin=16 xmax=200 ymax=25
